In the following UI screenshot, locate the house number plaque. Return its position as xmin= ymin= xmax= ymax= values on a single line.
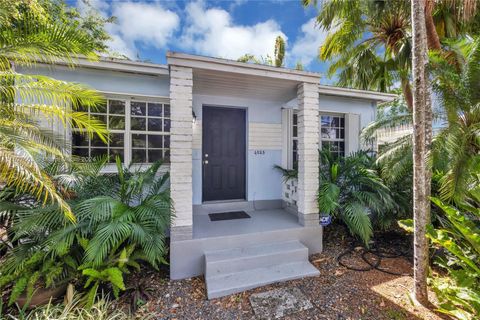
xmin=254 ymin=150 xmax=265 ymax=155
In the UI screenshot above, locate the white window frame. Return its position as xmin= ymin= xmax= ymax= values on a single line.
xmin=288 ymin=110 xmax=346 ymax=169
xmin=71 ymin=93 xmax=170 ymax=170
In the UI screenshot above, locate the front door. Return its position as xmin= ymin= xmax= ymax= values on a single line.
xmin=202 ymin=106 xmax=246 ymax=201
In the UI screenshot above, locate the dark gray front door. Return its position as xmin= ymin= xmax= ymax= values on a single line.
xmin=202 ymin=106 xmax=246 ymax=201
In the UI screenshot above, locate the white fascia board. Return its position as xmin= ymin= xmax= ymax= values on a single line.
xmin=52 ymin=56 xmax=169 ymax=76
xmin=318 ymin=85 xmax=397 ymax=102
xmin=167 ymin=52 xmax=320 ymax=84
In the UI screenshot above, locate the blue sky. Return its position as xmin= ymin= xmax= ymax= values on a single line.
xmin=75 ymin=0 xmax=332 ymax=77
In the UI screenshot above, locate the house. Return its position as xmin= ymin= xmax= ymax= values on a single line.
xmin=18 ymin=53 xmax=396 ymax=299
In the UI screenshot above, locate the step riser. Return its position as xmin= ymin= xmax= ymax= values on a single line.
xmin=205 ymin=248 xmax=308 ymax=278
xmin=206 ymin=262 xmax=319 ymax=299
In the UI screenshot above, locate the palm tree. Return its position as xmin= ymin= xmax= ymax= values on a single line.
xmin=274 ymin=36 xmax=285 ymax=67
xmin=411 ymin=0 xmax=432 ymax=304
xmin=0 ymin=2 xmax=108 ymax=220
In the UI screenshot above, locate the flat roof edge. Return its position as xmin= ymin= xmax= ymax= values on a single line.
xmin=167 ymin=51 xmax=321 ymax=83
xmin=318 ymin=85 xmax=397 ymax=102
xmin=51 ymin=56 xmax=169 ymax=76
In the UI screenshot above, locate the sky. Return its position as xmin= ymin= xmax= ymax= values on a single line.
xmin=74 ymin=0 xmax=332 ymax=77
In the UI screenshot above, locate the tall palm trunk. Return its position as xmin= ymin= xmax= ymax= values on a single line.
xmin=411 ymin=0 xmax=432 ymax=305
xmin=401 ymin=76 xmax=414 ymax=112
xmin=424 ymin=0 xmax=442 ymax=50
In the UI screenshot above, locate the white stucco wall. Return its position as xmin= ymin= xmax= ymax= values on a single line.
xmin=16 ymin=65 xmax=170 ymax=97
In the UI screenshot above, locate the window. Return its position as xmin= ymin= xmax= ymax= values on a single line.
xmin=320 ymin=115 xmax=345 ymax=158
xmin=72 ymin=98 xmax=170 ymax=164
xmin=291 ymin=112 xmax=345 ymax=166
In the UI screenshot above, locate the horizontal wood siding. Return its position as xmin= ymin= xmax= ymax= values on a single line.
xmin=248 ymin=123 xmax=282 ymax=150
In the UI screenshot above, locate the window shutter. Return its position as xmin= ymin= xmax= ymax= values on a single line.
xmin=281 ymin=108 xmax=293 ymax=168
xmin=345 ymin=113 xmax=360 ymax=155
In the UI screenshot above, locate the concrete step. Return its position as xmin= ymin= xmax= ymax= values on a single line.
xmin=205 ymin=241 xmax=308 ymax=278
xmin=206 ymin=261 xmax=319 ymax=299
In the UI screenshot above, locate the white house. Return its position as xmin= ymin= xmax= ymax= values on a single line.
xmin=18 ymin=53 xmax=395 ymax=299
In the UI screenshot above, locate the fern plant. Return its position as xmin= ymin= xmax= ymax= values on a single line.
xmin=1 ymin=158 xmax=172 ymax=307
xmin=317 ymin=150 xmax=394 ymax=245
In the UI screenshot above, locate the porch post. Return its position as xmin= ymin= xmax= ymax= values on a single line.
xmin=297 ymin=82 xmax=320 ymax=226
xmin=169 ymin=65 xmax=193 ymax=240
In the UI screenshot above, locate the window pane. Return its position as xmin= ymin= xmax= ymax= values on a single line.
xmin=72 ymin=147 xmax=88 ymax=157
xmin=321 ymin=128 xmax=336 ymax=139
xmin=132 ymin=149 xmax=146 ymax=163
xmin=321 ymin=116 xmax=331 ymax=126
xmin=91 ymin=134 xmax=107 ymax=147
xmin=148 ymin=118 xmax=162 ymax=131
xmin=131 ymin=117 xmax=146 ymax=130
xmin=132 ymin=134 xmax=146 ymax=148
xmin=77 ymin=104 xmax=89 ymax=112
xmin=163 ymin=135 xmax=170 ymax=148
xmin=163 ymin=119 xmax=170 ymax=132
xmin=109 ymin=149 xmax=124 ymax=162
xmin=91 ymin=114 xmax=107 ymax=124
xmin=164 ymin=104 xmax=170 ymax=117
xmin=293 ymin=113 xmax=298 ymax=125
xmin=293 ymin=125 xmax=297 ymax=137
xmin=110 ymin=133 xmax=124 ymax=148
xmin=109 ymin=100 xmax=125 ymax=115
xmin=91 ymin=148 xmax=108 ymax=158
xmin=91 ymin=103 xmax=107 ymax=114
xmin=148 ymin=135 xmax=163 ymax=148
xmin=332 ymin=117 xmax=340 ymax=127
xmin=148 ymin=149 xmax=163 ymax=162
xmin=109 ymin=116 xmax=125 ymax=129
xmin=131 ymin=102 xmax=146 ymax=116
xmin=72 ymin=132 xmax=88 ymax=147
xmin=148 ymin=103 xmax=162 ymax=116
xmin=163 ymin=149 xmax=170 ymax=162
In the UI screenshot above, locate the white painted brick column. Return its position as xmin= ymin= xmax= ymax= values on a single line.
xmin=297 ymin=83 xmax=319 ymax=226
xmin=170 ymin=66 xmax=193 ymax=240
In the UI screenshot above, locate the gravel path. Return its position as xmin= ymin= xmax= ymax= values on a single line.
xmin=119 ymin=227 xmax=448 ymax=320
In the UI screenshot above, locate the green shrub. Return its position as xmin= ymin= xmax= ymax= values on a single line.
xmin=399 ymin=190 xmax=480 ymax=319
xmin=0 ymin=158 xmax=172 ymax=308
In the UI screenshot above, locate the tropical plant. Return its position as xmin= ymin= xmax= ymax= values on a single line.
xmin=238 ymin=35 xmax=286 ymax=68
xmin=317 ymin=150 xmax=394 ymax=245
xmin=0 ymin=159 xmax=172 ymax=308
xmin=6 ymin=294 xmax=130 ymax=320
xmin=0 ymin=0 xmax=108 ymax=220
xmin=399 ymin=188 xmax=480 ymax=319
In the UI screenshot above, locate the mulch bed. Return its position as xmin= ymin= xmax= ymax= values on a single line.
xmin=115 ymin=225 xmax=449 ymax=320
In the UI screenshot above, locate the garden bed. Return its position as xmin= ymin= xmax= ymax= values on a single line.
xmin=115 ymin=225 xmax=447 ymax=320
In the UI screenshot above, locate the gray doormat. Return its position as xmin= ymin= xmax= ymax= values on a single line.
xmin=249 ymin=287 xmax=313 ymax=319
xmin=208 ymin=211 xmax=251 ymax=221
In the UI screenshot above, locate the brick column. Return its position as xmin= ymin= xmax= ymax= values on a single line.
xmin=297 ymin=82 xmax=319 ymax=226
xmin=170 ymin=66 xmax=193 ymax=240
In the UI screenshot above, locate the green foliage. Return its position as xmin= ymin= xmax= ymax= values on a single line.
xmin=317 ymin=150 xmax=394 ymax=245
xmin=0 ymin=0 xmax=108 ymax=219
xmin=1 ymin=159 xmax=172 ymax=308
xmin=274 ymin=36 xmax=285 ymax=67
xmin=6 ymin=294 xmax=130 ymax=320
xmin=399 ymin=190 xmax=480 ymax=319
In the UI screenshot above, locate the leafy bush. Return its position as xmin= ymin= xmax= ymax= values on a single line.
xmin=399 ymin=190 xmax=480 ymax=319
xmin=0 ymin=158 xmax=172 ymax=307
xmin=317 ymin=150 xmax=394 ymax=245
xmin=276 ymin=150 xmax=395 ymax=245
xmin=5 ymin=295 xmax=130 ymax=320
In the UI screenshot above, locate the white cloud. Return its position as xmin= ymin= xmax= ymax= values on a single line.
xmin=289 ymin=18 xmax=329 ymax=67
xmin=180 ymin=1 xmax=286 ymax=60
xmin=77 ymin=0 xmax=180 ymax=58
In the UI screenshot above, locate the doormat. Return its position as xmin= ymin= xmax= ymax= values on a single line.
xmin=249 ymin=287 xmax=313 ymax=319
xmin=208 ymin=211 xmax=251 ymax=221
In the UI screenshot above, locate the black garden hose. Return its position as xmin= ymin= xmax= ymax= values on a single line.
xmin=337 ymin=232 xmax=413 ymax=276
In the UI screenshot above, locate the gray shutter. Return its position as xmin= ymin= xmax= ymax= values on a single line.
xmin=345 ymin=113 xmax=360 ymax=155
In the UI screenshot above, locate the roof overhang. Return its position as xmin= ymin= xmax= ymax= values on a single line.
xmin=167 ymin=52 xmax=321 ymax=102
xmin=167 ymin=52 xmax=320 ymax=84
xmin=318 ymin=85 xmax=397 ymax=103
xmin=46 ymin=56 xmax=169 ymax=76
